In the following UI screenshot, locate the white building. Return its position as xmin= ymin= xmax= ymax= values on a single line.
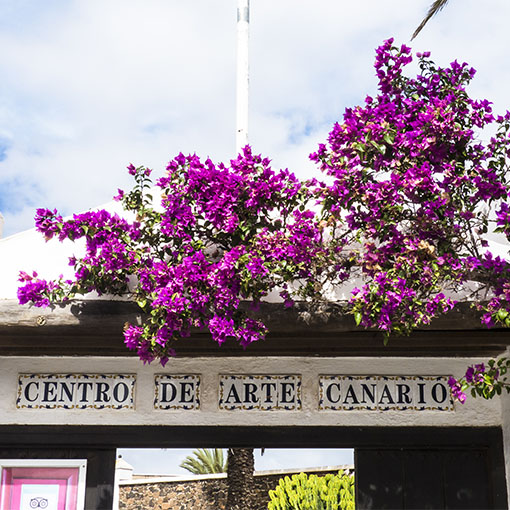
xmin=0 ymin=213 xmax=509 ymax=509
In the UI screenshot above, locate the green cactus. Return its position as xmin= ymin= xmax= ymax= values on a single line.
xmin=267 ymin=470 xmax=354 ymax=510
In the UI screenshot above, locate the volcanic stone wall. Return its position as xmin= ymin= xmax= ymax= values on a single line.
xmin=119 ymin=466 xmax=352 ymax=510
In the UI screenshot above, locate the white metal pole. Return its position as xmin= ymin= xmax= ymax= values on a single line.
xmin=236 ymin=0 xmax=250 ymax=154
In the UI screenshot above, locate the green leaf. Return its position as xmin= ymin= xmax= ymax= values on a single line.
xmin=354 ymin=312 xmax=362 ymax=326
xmin=497 ymin=309 xmax=509 ymax=322
xmin=383 ymin=133 xmax=394 ymax=145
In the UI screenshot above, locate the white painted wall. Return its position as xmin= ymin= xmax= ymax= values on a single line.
xmin=0 ymin=201 xmax=128 ymax=300
xmin=0 ymin=355 xmax=501 ymax=428
xmin=498 ymin=347 xmax=510 ymax=507
xmin=2 ymin=211 xmax=509 ymax=500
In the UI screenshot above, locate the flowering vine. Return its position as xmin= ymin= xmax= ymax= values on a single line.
xmin=18 ymin=39 xmax=510 ymax=400
xmin=311 ymin=39 xmax=510 ymax=337
xmin=19 ymin=148 xmax=323 ymax=364
xmin=449 ymin=359 xmax=510 ymax=403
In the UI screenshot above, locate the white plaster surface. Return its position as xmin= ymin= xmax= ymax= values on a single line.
xmin=0 ymin=355 xmax=501 ymax=428
xmin=499 ymin=347 xmax=510 ymax=507
xmin=0 ymin=200 xmax=130 ymax=300
xmin=3 ymin=204 xmax=508 ymax=302
xmin=0 ymin=228 xmax=83 ymax=299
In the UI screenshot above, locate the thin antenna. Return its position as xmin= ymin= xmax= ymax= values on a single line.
xmin=236 ymin=0 xmax=250 ymax=154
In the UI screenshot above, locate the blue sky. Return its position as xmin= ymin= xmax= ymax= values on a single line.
xmin=2 ymin=0 xmax=510 ymax=237
xmin=2 ymin=0 xmax=510 ymax=473
xmin=117 ymin=448 xmax=354 ymax=476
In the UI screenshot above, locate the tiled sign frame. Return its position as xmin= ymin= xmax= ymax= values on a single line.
xmin=219 ymin=374 xmax=302 ymax=411
xmin=319 ymin=375 xmax=454 ymax=411
xmin=154 ymin=374 xmax=201 ymax=410
xmin=15 ymin=373 xmax=456 ymax=413
xmin=16 ymin=374 xmax=136 ymax=410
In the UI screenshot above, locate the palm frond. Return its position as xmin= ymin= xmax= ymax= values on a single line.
xmin=412 ymin=0 xmax=449 ymax=40
xmin=179 ymin=448 xmax=227 ymax=475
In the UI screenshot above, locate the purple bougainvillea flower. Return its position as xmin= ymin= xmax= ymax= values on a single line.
xmin=16 ymin=40 xmax=510 ymax=374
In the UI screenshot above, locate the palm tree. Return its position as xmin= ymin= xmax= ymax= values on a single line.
xmin=412 ymin=0 xmax=450 ymax=40
xmin=179 ymin=448 xmax=227 ymax=475
xmin=226 ymin=448 xmax=255 ymax=510
xmin=180 ymin=448 xmax=255 ymax=508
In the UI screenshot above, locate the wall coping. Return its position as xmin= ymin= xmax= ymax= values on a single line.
xmin=1 ymin=299 xmax=508 ymax=358
xmin=119 ymin=464 xmax=355 ymax=486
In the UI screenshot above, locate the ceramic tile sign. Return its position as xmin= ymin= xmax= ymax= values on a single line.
xmin=219 ymin=375 xmax=301 ymax=411
xmin=319 ymin=375 xmax=454 ymax=411
xmin=154 ymin=375 xmax=200 ymax=410
xmin=16 ymin=374 xmax=136 ymax=410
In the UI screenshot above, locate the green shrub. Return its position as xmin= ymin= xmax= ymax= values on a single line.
xmin=267 ymin=470 xmax=355 ymax=510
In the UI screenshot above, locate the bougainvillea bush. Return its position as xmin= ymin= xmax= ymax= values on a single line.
xmin=18 ymin=148 xmax=323 ymax=365
xmin=18 ymin=39 xmax=510 ymax=401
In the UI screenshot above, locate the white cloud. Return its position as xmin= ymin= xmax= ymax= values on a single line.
xmin=1 ymin=0 xmax=510 ymax=236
